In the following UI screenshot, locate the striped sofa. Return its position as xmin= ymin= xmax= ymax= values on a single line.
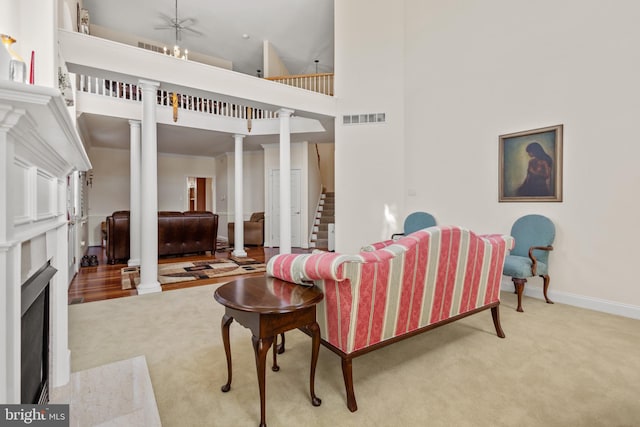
xmin=267 ymin=225 xmax=514 ymax=412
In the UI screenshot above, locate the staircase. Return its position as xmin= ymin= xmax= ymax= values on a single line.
xmin=310 ymin=191 xmax=334 ymax=250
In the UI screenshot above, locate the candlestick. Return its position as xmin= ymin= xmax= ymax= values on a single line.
xmin=29 ymin=51 xmax=34 ymax=84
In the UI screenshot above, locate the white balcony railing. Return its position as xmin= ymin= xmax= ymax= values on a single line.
xmin=266 ymin=73 xmax=334 ymax=96
xmin=76 ymin=74 xmax=277 ymax=119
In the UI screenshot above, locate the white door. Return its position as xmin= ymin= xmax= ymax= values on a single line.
xmin=270 ymin=169 xmax=301 ymax=247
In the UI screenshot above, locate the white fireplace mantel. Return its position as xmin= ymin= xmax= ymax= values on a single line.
xmin=0 ymin=80 xmax=91 ymax=403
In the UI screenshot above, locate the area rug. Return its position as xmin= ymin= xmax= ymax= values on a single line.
xmin=215 ymin=238 xmax=230 ymax=252
xmin=228 ymin=255 xmax=262 ymax=265
xmin=121 ymin=258 xmax=266 ymax=290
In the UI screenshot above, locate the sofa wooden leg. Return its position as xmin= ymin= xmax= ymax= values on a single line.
xmin=512 ymin=278 xmax=526 ymax=312
xmin=341 ymin=357 xmax=358 ymax=412
xmin=491 ymin=306 xmax=506 ymax=338
xmin=541 ymin=275 xmax=554 ymax=304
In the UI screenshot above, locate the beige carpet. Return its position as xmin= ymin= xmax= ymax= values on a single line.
xmin=68 ymin=286 xmax=640 ymax=427
xmin=121 ymin=258 xmax=266 ymax=289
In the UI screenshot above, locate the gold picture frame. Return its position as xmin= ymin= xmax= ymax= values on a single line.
xmin=499 ymin=124 xmax=563 ymax=202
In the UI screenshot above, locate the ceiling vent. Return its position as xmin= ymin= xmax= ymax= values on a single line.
xmin=342 ymin=113 xmax=386 ymax=125
xmin=138 ymin=41 xmax=165 ymax=54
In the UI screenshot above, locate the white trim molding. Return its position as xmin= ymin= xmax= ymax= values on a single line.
xmin=501 ymin=278 xmax=640 ymax=320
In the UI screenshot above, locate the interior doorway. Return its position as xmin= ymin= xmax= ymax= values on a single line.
xmin=269 ymin=169 xmax=302 ymax=247
xmin=187 ymin=176 xmax=214 ymax=212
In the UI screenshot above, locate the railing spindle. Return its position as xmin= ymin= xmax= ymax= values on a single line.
xmin=265 ymin=72 xmax=334 ymax=96
xmin=75 ymin=73 xmax=286 ymax=119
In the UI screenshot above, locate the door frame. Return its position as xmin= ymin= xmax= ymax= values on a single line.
xmin=267 ymin=168 xmax=303 ymax=248
xmin=185 ymin=175 xmax=215 ymax=212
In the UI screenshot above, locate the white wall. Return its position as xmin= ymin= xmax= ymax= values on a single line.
xmin=87 ymin=147 xmax=216 ymax=245
xmin=263 ymin=40 xmax=290 ymax=77
xmin=215 ymin=155 xmax=229 ymax=239
xmin=403 ymin=0 xmax=640 ymax=309
xmin=89 ymin=24 xmax=233 ymax=70
xmin=0 ymin=0 xmax=57 ymax=87
xmin=334 ymin=0 xmax=406 ymax=251
xmin=0 ymin=0 xmax=20 ymax=37
xmin=222 ymin=150 xmax=265 ymax=239
xmin=158 ymin=153 xmax=217 ymax=210
xmin=333 ymin=0 xmax=640 ymax=314
xmin=317 ymin=143 xmax=335 ymax=192
xmin=87 ymin=147 xmax=129 ymax=243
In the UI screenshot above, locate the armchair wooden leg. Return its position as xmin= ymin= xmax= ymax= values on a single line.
xmin=540 ymin=275 xmax=554 ymax=304
xmin=341 ymin=357 xmax=358 ymax=412
xmin=512 ymin=278 xmax=526 ymax=312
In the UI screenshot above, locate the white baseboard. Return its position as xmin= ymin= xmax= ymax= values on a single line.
xmin=500 ymin=278 xmax=640 ymax=320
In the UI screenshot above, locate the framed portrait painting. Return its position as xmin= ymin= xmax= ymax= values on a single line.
xmin=499 ymin=124 xmax=563 ymax=202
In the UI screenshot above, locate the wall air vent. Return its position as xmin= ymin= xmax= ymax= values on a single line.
xmin=138 ymin=42 xmax=165 ymax=54
xmin=342 ymin=113 xmax=386 ymax=125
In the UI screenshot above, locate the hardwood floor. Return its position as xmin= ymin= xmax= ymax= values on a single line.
xmin=68 ymin=245 xmax=312 ymax=304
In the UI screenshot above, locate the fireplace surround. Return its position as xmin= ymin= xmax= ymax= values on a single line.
xmin=0 ymin=80 xmax=91 ymax=402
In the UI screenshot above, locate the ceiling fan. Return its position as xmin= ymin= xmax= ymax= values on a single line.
xmin=154 ymin=0 xmax=203 ymax=41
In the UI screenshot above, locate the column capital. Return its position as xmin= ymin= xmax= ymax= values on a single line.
xmin=138 ymin=79 xmax=160 ymax=90
xmin=232 ymin=134 xmax=246 ymax=140
xmin=277 ymin=108 xmax=295 ymax=117
xmin=128 ymin=119 xmax=141 ymax=128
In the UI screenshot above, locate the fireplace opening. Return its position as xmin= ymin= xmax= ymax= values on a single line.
xmin=21 ymin=262 xmax=57 ymax=404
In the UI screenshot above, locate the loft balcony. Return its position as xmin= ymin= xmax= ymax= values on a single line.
xmin=74 ymin=73 xmax=326 ymax=138
xmin=58 ymin=30 xmax=336 ymax=119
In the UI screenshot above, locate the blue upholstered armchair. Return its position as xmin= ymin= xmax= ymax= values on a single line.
xmin=503 ymin=214 xmax=555 ymax=312
xmin=391 ymin=211 xmax=436 ymax=239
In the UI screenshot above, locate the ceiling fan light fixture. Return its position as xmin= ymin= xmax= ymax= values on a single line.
xmin=163 ymin=45 xmax=188 ymax=60
xmin=158 ymin=0 xmax=194 ymax=60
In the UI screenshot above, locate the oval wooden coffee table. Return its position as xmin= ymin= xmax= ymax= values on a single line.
xmin=214 ymin=276 xmax=324 ymax=427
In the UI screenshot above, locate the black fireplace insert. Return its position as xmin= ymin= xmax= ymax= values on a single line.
xmin=21 ymin=262 xmax=57 ymax=404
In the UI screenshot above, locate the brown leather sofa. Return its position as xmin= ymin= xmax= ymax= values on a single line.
xmin=106 ymin=210 xmax=219 ymax=264
xmin=228 ymin=212 xmax=265 ymax=246
xmin=106 ymin=211 xmax=130 ymax=264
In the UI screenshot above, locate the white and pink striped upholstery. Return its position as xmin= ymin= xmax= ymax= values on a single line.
xmin=267 ymin=226 xmax=514 ymax=355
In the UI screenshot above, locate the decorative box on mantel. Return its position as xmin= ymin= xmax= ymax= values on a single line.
xmin=0 ymin=80 xmax=91 ymax=403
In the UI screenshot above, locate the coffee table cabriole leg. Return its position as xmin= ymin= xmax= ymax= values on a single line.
xmin=276 ymin=333 xmax=285 ymax=354
xmin=271 ymin=333 xmax=286 ymax=371
xmin=252 ymin=335 xmax=275 ymax=427
xmin=220 ymin=314 xmax=233 ymax=392
xmin=271 ymin=336 xmax=279 ymax=372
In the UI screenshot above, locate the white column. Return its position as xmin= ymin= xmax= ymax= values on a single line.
xmin=128 ymin=120 xmax=141 ymax=267
xmin=137 ymin=80 xmax=161 ymax=294
xmin=278 ymin=109 xmax=294 ymax=254
xmin=232 ymin=134 xmax=247 ymax=257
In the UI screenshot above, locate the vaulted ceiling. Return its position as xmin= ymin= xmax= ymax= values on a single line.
xmin=82 ymin=0 xmax=335 ymax=76
xmin=78 ymin=0 xmax=335 ymax=157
